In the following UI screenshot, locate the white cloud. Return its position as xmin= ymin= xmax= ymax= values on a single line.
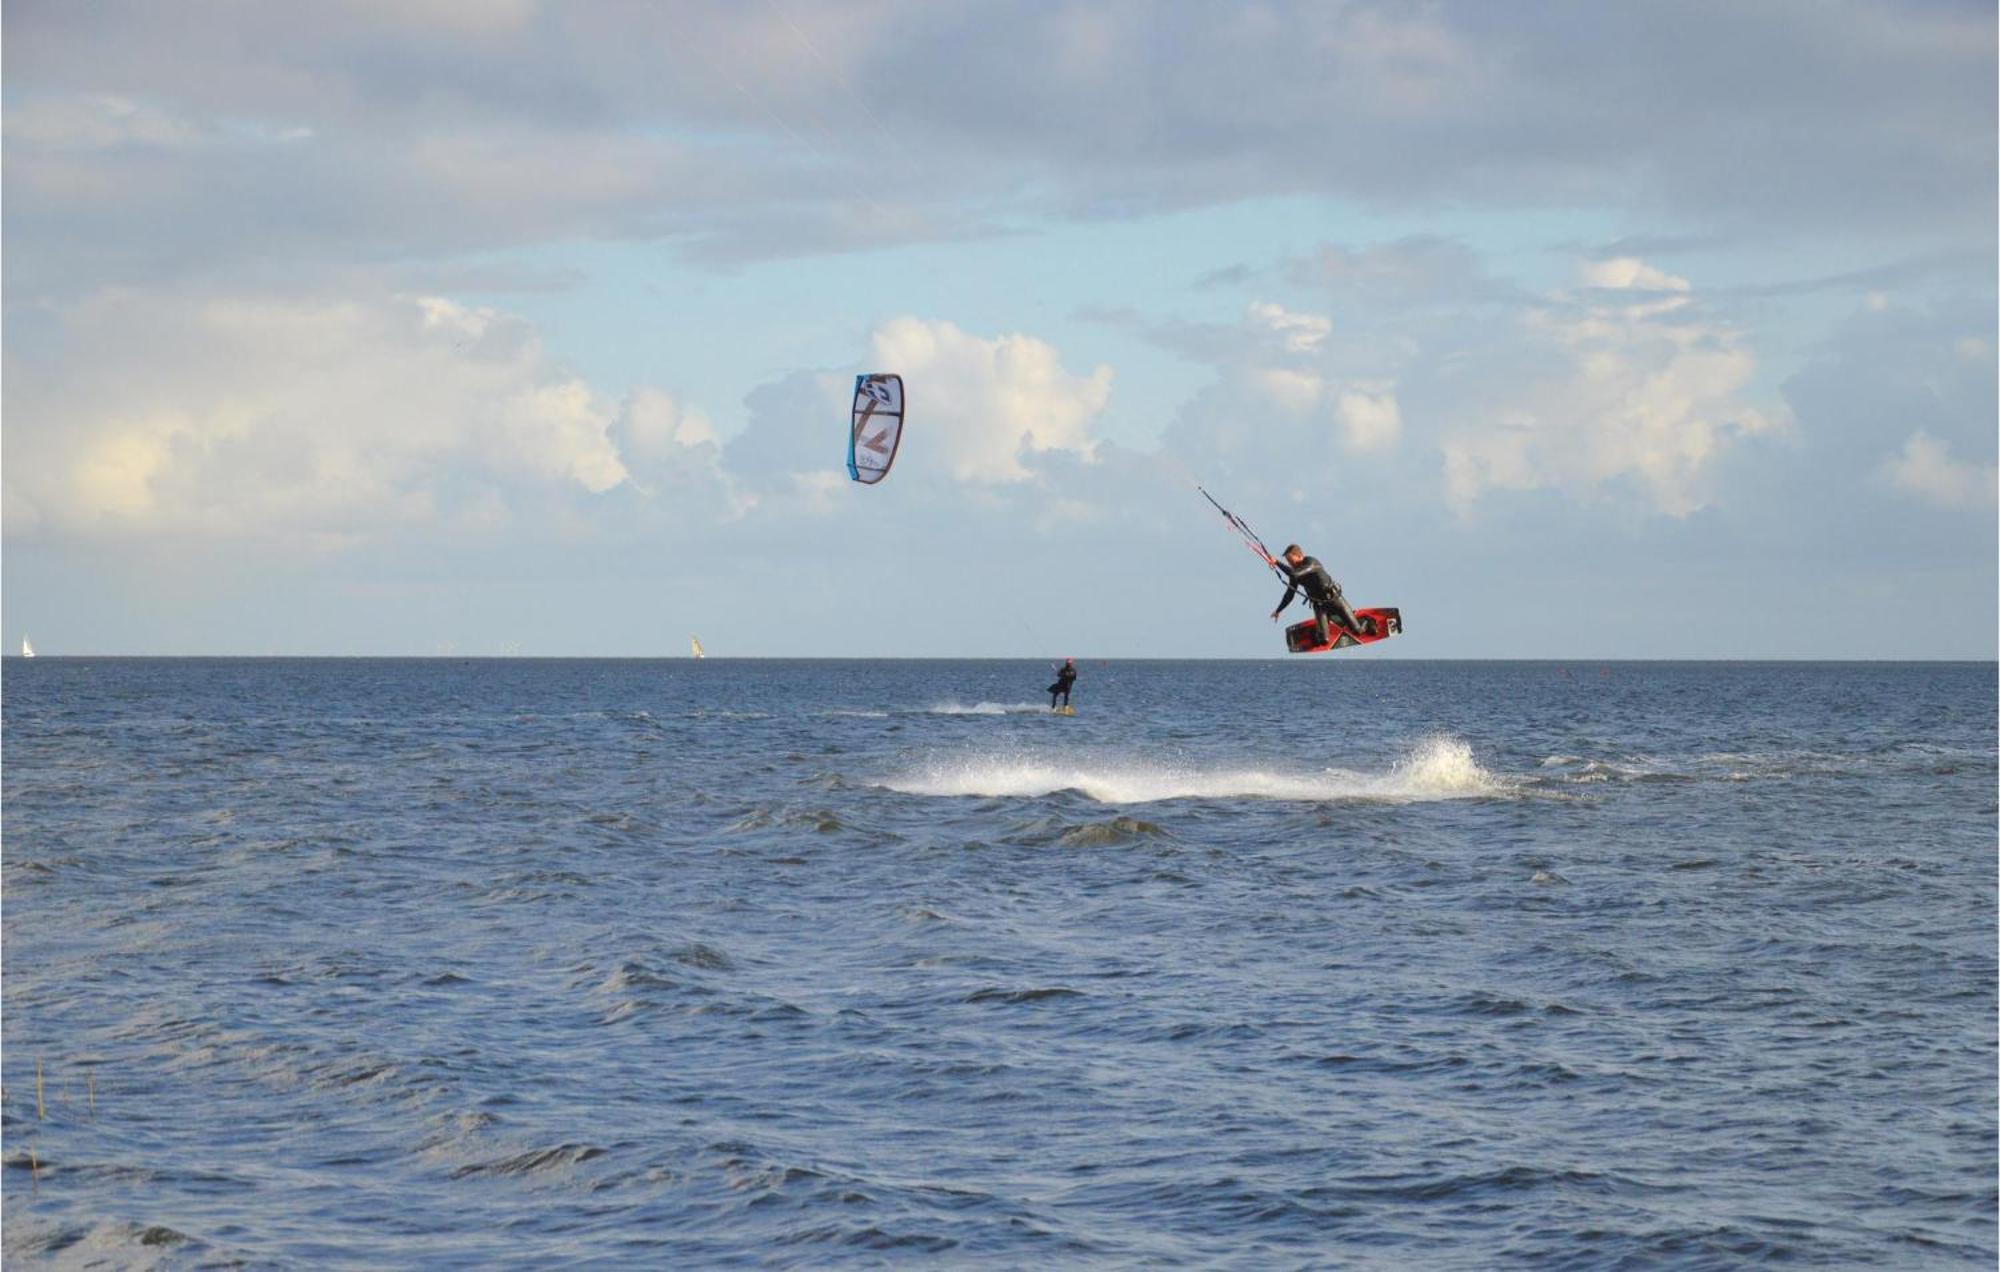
xmin=1443 ymin=414 xmax=1540 ymax=510
xmin=1253 ymin=367 xmax=1325 ymax=415
xmin=1336 ymin=386 xmax=1402 ymax=454
xmin=615 ymin=387 xmax=719 ymax=467
xmin=1884 ymin=431 xmax=1997 ymax=508
xmin=1441 ymin=261 xmax=1784 ymax=516
xmin=1581 ymin=257 xmax=1691 ymax=292
xmin=1247 ymin=301 xmax=1331 ymax=354
xmin=1149 ymin=300 xmax=1407 ymax=460
xmin=786 ymin=469 xmax=850 ymax=515
xmin=610 ymin=386 xmax=747 ymax=514
xmin=2 ymin=291 xmax=675 ymax=545
xmin=867 ymin=317 xmax=1112 ymax=484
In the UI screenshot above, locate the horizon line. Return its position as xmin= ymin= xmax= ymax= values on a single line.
xmin=6 ymin=654 xmax=1996 ymax=665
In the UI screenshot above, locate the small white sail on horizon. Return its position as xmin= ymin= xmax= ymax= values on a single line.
xmin=21 ymin=637 xmax=34 ymax=658
xmin=690 ymin=635 xmax=704 ymax=660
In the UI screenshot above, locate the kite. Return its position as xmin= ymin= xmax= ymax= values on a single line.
xmin=846 ymin=373 xmax=905 ymax=484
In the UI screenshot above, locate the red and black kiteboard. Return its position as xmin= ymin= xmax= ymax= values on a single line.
xmin=1284 ymin=607 xmax=1401 ymax=654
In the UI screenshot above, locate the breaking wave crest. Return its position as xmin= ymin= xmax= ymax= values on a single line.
xmin=879 ymin=736 xmax=1507 ymax=804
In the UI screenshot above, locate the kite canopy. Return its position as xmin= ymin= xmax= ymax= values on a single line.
xmin=846 ymin=373 xmax=905 ymax=484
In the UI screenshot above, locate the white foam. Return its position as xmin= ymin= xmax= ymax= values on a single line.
xmin=1537 ymin=748 xmax=1873 ymax=784
xmin=879 ymin=736 xmax=1508 ymax=805
xmin=1386 ymin=735 xmax=1506 ymax=797
xmin=926 ymin=701 xmax=1052 ymax=716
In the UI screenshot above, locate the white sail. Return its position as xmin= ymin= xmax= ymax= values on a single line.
xmin=690 ymin=635 xmax=704 ymax=659
xmin=21 ymin=637 xmax=33 ymax=658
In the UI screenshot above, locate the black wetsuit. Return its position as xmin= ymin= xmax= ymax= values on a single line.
xmin=1276 ymin=555 xmax=1364 ymax=645
xmin=1048 ymin=663 xmax=1077 ymax=708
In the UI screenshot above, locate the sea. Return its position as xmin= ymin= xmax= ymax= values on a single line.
xmin=3 ymin=658 xmax=1995 ymax=1268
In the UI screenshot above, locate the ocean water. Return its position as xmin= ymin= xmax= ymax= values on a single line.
xmin=3 ymin=657 xmax=1994 ymax=1268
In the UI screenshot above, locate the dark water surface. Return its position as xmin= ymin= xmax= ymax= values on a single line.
xmin=4 ymin=658 xmax=1995 ymax=1267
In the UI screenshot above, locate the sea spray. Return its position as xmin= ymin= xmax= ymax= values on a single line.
xmin=1385 ymin=735 xmax=1508 ymax=799
xmin=879 ymin=735 xmax=1507 ymax=804
xmin=925 ymin=701 xmax=1051 ymax=716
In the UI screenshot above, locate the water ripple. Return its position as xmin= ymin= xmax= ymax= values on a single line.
xmin=4 ymin=658 xmax=1993 ymax=1265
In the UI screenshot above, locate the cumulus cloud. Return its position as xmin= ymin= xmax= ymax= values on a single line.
xmin=1336 ymin=387 xmax=1403 ymax=455
xmin=1775 ymin=292 xmax=1998 ymax=528
xmin=1117 ymin=243 xmax=1788 ymax=520
xmin=866 ymin=317 xmax=1113 ymax=484
xmin=1440 ymin=260 xmax=1785 ymax=516
xmin=0 ymin=291 xmax=720 ymax=546
xmin=1883 ymin=431 xmax=1998 ymax=508
xmin=1237 ymin=298 xmax=1404 ymax=460
xmin=604 ymin=385 xmax=754 ymax=521
xmin=1253 ymin=367 xmax=1327 ymax=416
xmin=1247 ymin=301 xmax=1331 ymax=354
xmin=613 ymin=388 xmax=717 ymax=476
xmin=0 ymin=5 xmax=1987 ymax=662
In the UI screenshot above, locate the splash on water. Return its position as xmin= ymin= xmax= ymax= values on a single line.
xmin=879 ymin=735 xmax=1508 ymax=804
xmin=925 ymin=701 xmax=1054 ymax=716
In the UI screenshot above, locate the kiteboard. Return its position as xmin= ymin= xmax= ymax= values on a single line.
xmin=1051 ymin=705 xmax=1076 ymax=716
xmin=1285 ymin=607 xmax=1401 ymax=654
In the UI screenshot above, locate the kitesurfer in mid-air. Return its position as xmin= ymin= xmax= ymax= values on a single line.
xmin=1048 ymin=658 xmax=1077 ymax=710
xmin=1272 ymin=544 xmax=1370 ymax=645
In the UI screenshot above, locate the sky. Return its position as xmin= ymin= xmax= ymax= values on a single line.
xmin=3 ymin=0 xmax=1995 ymax=658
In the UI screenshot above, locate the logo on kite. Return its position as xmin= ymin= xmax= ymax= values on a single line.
xmin=847 ymin=373 xmax=905 ymax=485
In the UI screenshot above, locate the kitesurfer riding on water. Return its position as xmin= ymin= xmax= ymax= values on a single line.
xmin=1048 ymin=658 xmax=1077 ymax=710
xmin=1272 ymin=545 xmax=1370 ymax=646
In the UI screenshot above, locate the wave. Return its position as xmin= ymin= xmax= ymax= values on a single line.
xmin=876 ymin=736 xmax=1507 ymax=804
xmin=450 ymin=1143 xmax=608 ymax=1179
xmin=1534 ymin=747 xmax=1930 ymax=785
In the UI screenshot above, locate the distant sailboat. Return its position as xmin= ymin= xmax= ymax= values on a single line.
xmin=690 ymin=635 xmax=704 ymax=660
xmin=20 ymin=637 xmax=34 ymax=658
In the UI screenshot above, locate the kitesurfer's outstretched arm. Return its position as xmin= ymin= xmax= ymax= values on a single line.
xmin=1272 ymin=574 xmax=1301 ymax=620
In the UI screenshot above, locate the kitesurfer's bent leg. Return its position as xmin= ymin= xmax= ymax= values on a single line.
xmin=1319 ymin=592 xmax=1366 ymax=640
